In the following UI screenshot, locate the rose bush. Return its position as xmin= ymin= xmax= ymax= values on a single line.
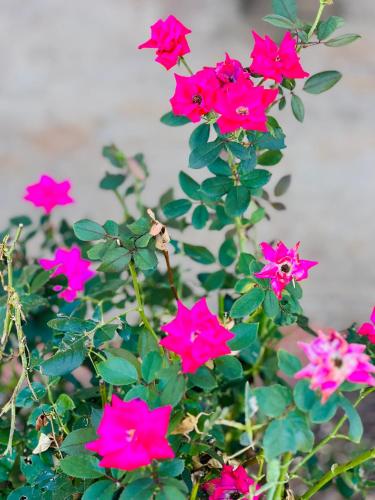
xmin=0 ymin=1 xmax=373 ymax=499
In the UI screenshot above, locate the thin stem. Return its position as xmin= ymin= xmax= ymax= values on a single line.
xmin=274 ymin=452 xmax=292 ymax=500
xmin=128 ymin=261 xmax=159 ymax=344
xmin=114 ymin=189 xmax=129 ymax=222
xmin=302 ymin=448 xmax=375 ymax=499
xmin=307 ymin=2 xmax=326 ymax=40
xmin=235 ymin=217 xmax=247 ymax=254
xmin=179 ymin=56 xmax=194 ymax=75
xmin=162 ymin=249 xmax=179 ymax=301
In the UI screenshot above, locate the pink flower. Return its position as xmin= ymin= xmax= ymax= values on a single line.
xmin=24 ymin=174 xmax=73 ymax=214
xmin=160 ymin=298 xmax=234 ymax=374
xmin=138 ymin=15 xmax=191 ymax=70
xmin=170 ymin=69 xmax=219 ymax=122
xmin=85 ymin=396 xmax=174 ymax=471
xmin=203 ymin=465 xmax=260 ymax=500
xmin=250 ymin=31 xmax=309 ymax=83
xmin=214 ymin=53 xmax=247 ymax=87
xmin=358 ymin=307 xmax=375 ymax=344
xmin=254 ymin=241 xmax=318 ymax=299
xmin=214 ymin=79 xmax=277 ymax=134
xmin=39 ymin=245 xmax=95 ymax=302
xmin=295 ymin=330 xmax=375 ymax=403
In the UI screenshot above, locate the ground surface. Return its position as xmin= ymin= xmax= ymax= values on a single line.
xmin=0 ymin=0 xmax=374 ymax=328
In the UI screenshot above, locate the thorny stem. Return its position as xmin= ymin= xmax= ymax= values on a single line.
xmin=162 ymin=249 xmax=179 ymax=301
xmin=292 ymin=387 xmax=375 ymax=474
xmin=179 ymin=56 xmax=194 ymax=75
xmin=302 ymin=448 xmax=375 ymax=499
xmin=128 ymin=261 xmax=160 ymax=344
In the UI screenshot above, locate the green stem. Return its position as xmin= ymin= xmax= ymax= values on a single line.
xmin=128 ymin=261 xmax=159 ymax=344
xmin=292 ymin=387 xmax=375 ymax=473
xmin=190 ymin=481 xmax=200 ymax=500
xmin=114 ymin=189 xmax=129 ymax=222
xmin=179 ymin=56 xmax=194 ymax=75
xmin=274 ymin=452 xmax=292 ymax=500
xmin=307 ymin=2 xmax=326 ymax=40
xmin=302 ymin=448 xmax=375 ymax=499
xmin=235 ymin=217 xmax=247 ymax=254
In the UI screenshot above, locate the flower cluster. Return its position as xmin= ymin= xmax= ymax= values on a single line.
xmin=295 ymin=330 xmax=375 ymax=402
xmin=140 ymin=17 xmax=309 ymax=134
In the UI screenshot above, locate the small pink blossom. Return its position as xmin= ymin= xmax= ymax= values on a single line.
xmin=295 ymin=330 xmax=375 ymax=403
xmin=250 ymin=31 xmax=309 ymax=83
xmin=24 ymin=174 xmax=73 ymax=214
xmin=170 ymin=69 xmax=219 ymax=122
xmin=254 ymin=241 xmax=318 ymax=299
xmin=203 ymin=465 xmax=260 ymax=500
xmin=138 ymin=15 xmax=191 ymax=70
xmin=214 ymin=53 xmax=247 ymax=87
xmin=358 ymin=307 xmax=375 ymax=344
xmin=160 ymin=298 xmax=234 ymax=374
xmin=214 ymin=78 xmax=277 ymax=134
xmin=39 ymin=245 xmax=95 ymax=302
xmin=85 ymin=396 xmax=174 ymax=471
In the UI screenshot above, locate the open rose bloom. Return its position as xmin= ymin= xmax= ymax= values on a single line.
xmin=24 ymin=174 xmax=73 ymax=214
xmin=203 ymin=465 xmax=260 ymax=500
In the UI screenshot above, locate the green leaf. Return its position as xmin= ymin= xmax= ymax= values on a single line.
xmin=274 ymin=174 xmax=292 ymax=196
xmin=228 ymin=323 xmax=258 ymax=351
xmin=263 ymin=14 xmax=296 ymax=29
xmin=303 ymin=71 xmax=342 ymax=94
xmin=160 ymin=374 xmax=185 ymax=407
xmin=215 ymin=355 xmax=243 ymax=380
xmin=293 ymin=380 xmax=317 ymax=412
xmin=134 ymin=248 xmax=158 ymax=271
xmin=41 ymin=341 xmax=86 ymax=376
xmin=201 ymin=176 xmax=233 ymax=199
xmin=277 ymin=350 xmax=302 ymax=376
xmin=291 ymin=94 xmax=305 ymax=122
xmin=325 ymin=33 xmax=361 ymax=47
xmin=10 ymin=215 xmax=32 ymax=227
xmin=230 ymin=288 xmax=265 ymax=318
xmin=272 ymin=0 xmax=297 ymax=20
xmin=226 ymin=142 xmax=255 ymax=160
xmin=60 ymin=454 xmax=104 ymax=479
xmin=16 ymin=383 xmax=46 ymax=408
xmin=98 ymin=247 xmax=131 ymax=273
xmin=240 ymin=169 xmax=271 ymax=189
xmin=189 ymin=123 xmax=210 ymax=150
xmin=339 ymin=397 xmax=363 ymax=443
xmin=55 ymin=393 xmax=75 ymax=414
xmin=102 ymin=144 xmax=126 ymax=168
xmin=317 ymin=16 xmax=344 ymax=40
xmin=60 ymin=428 xmax=98 ymax=455
xmin=97 ymin=357 xmax=138 ymax=385
xmin=158 ymin=459 xmax=185 ymax=478
xmin=189 ymin=140 xmax=223 ymax=169
xmin=200 ymin=270 xmax=226 ymax=291
xmin=120 ymin=478 xmax=155 ymax=500
xmin=192 ymin=205 xmax=209 ymax=229
xmin=219 ymin=238 xmax=237 ymax=267
xmin=82 ymin=480 xmax=117 ymax=500
xmin=208 ymin=158 xmax=232 ymax=176
xmin=30 ymin=270 xmax=53 ymax=293
xmin=189 ymin=366 xmax=218 ymax=391
xmin=183 ymin=243 xmax=215 ymax=265
xmin=99 ymin=173 xmax=125 ymax=190
xmin=254 ymin=384 xmax=292 ymax=417
xmin=103 ymin=220 xmax=119 ymax=236
xmin=128 ymin=217 xmax=151 ymax=235
xmin=162 ymin=199 xmax=192 ymax=219
xmin=142 ymin=351 xmax=163 ymax=383
xmin=73 ymin=219 xmax=106 ymax=241
xmin=160 ymin=111 xmax=190 ymax=126
xmin=258 ymin=150 xmax=283 ymax=166
xmin=224 ymin=186 xmax=251 ymax=217
xmin=178 ymin=171 xmax=201 ymax=200
xmin=48 ymin=317 xmax=96 ymax=333
xmin=310 ymin=395 xmax=339 ymax=423
xmin=263 ymin=290 xmax=280 ymax=318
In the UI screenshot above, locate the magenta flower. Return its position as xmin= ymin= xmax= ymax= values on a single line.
xmin=254 ymin=241 xmax=318 ymax=299
xmin=39 ymin=245 xmax=95 ymax=302
xmin=138 ymin=15 xmax=191 ymax=70
xmin=203 ymin=465 xmax=260 ymax=500
xmin=170 ymin=69 xmax=219 ymax=122
xmin=250 ymin=31 xmax=309 ymax=83
xmin=85 ymin=396 xmax=174 ymax=471
xmin=24 ymin=174 xmax=73 ymax=214
xmin=358 ymin=307 xmax=375 ymax=344
xmin=160 ymin=298 xmax=234 ymax=374
xmin=295 ymin=330 xmax=375 ymax=403
xmin=214 ymin=79 xmax=277 ymax=134
xmin=214 ymin=53 xmax=247 ymax=87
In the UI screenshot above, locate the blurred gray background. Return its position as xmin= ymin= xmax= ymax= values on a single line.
xmin=0 ymin=0 xmax=374 ymax=329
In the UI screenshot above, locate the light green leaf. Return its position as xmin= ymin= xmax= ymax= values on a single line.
xmin=97 ymin=357 xmax=138 ymax=385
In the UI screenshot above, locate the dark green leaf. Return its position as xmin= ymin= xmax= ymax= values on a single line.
xmin=97 ymin=357 xmax=138 ymax=385
xmin=303 ymin=71 xmax=342 ymax=94
xmin=317 ymin=16 xmax=344 ymax=40
xmin=60 ymin=454 xmax=104 ymax=479
xmin=228 ymin=323 xmax=258 ymax=351
xmin=183 ymin=244 xmax=215 ymax=265
xmin=42 ymin=341 xmax=86 ymax=376
xmin=293 ymin=380 xmax=317 ymax=412
xmin=61 ymin=428 xmax=98 ymax=455
xmin=224 ymin=186 xmax=251 ymax=217
xmin=208 ymin=158 xmax=232 ymax=176
xmin=142 ymin=351 xmax=163 ymax=383
xmin=160 ymin=374 xmax=185 ymax=407
xmin=102 ymin=144 xmax=126 ymax=168
xmin=98 ymin=247 xmax=131 ymax=273
xmin=230 ymin=288 xmax=265 ymax=318
xmin=310 ymin=395 xmax=339 ymax=423
xmin=73 ymin=219 xmax=106 ymax=241
xmin=200 ymin=270 xmax=226 ymax=291
xmin=201 ymin=176 xmax=233 ymax=199
xmin=274 ymin=174 xmax=292 ymax=196
xmin=120 ymin=478 xmax=155 ymax=500
xmin=325 ymin=33 xmax=361 ymax=47
xmin=258 ymin=150 xmax=283 ymax=166
xmin=339 ymin=397 xmax=363 ymax=443
xmin=254 ymin=384 xmax=292 ymax=417
xmin=160 ymin=111 xmax=190 ymax=126
xmin=189 ymin=123 xmax=210 ymax=150
xmin=240 ymin=169 xmax=271 ymax=189
xmin=82 ymin=480 xmax=118 ymax=500
xmin=178 ymin=171 xmax=201 ymax=200
xmin=226 ymin=142 xmax=255 ymax=160
xmin=189 ymin=140 xmax=223 ymax=169
xmin=277 ymin=349 xmax=302 ymax=376
xmin=158 ymin=459 xmax=185 ymax=478
xmin=192 ymin=205 xmax=209 ymax=229
xmin=162 ymin=199 xmax=192 ymax=219
xmin=134 ymin=248 xmax=158 ymax=271
xmin=263 ymin=290 xmax=280 ymax=318
xmin=215 ymin=355 xmax=243 ymax=380
xmin=263 ymin=14 xmax=296 ymax=29
xmin=219 ymin=238 xmax=237 ymax=267
xmin=291 ymin=94 xmax=305 ymax=122
xmin=272 ymin=0 xmax=297 ymax=20
xmin=99 ymin=173 xmax=125 ymax=190
xmin=189 ymin=366 xmax=218 ymax=391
